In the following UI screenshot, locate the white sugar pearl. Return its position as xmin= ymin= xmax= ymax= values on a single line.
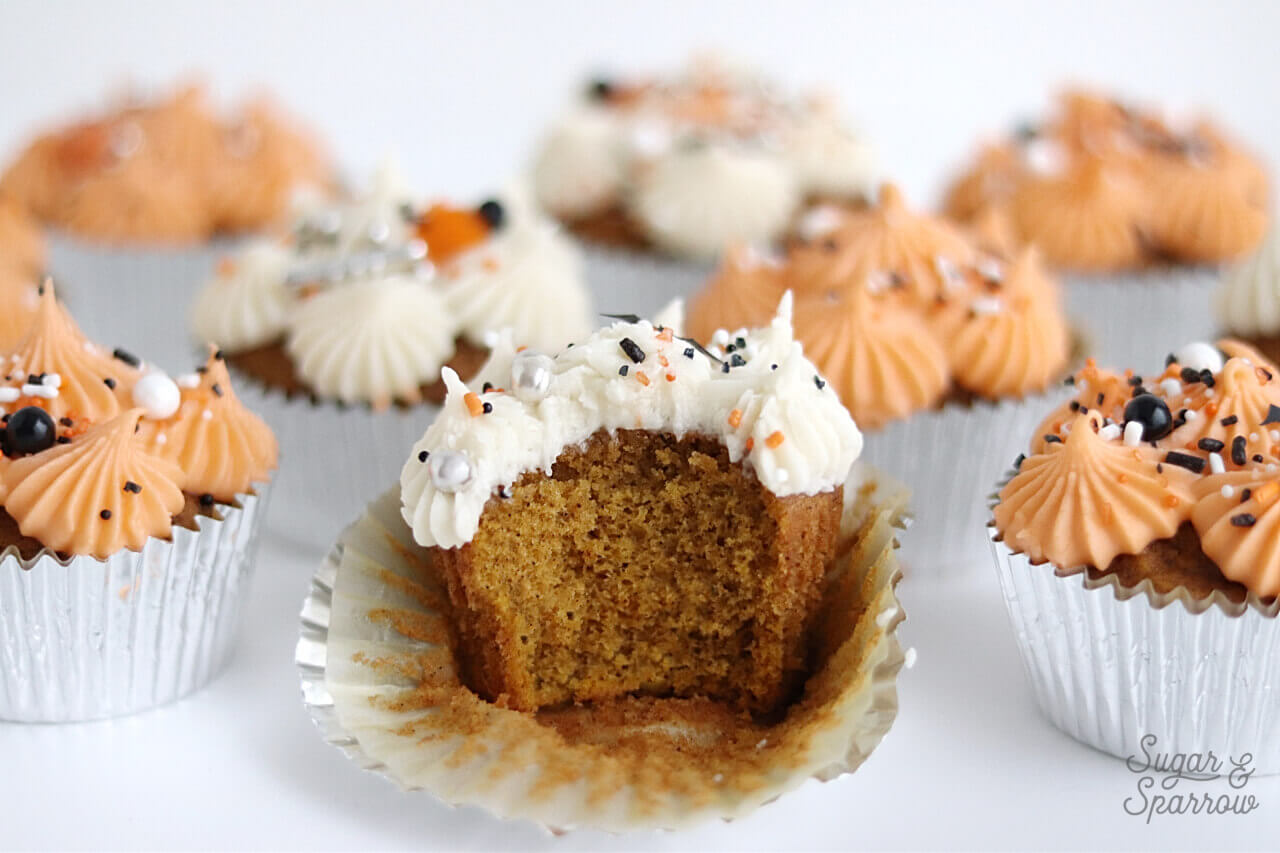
xmin=132 ymin=372 xmax=181 ymax=419
xmin=1221 ymin=485 xmax=1236 ymax=499
xmin=429 ymin=450 xmax=474 ymax=493
xmin=1174 ymin=341 xmax=1225 ymax=375
xmin=510 ymin=351 xmax=555 ymax=403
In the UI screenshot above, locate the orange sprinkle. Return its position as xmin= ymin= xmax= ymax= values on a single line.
xmin=1085 ymin=357 xmax=1097 ymax=368
xmin=1165 ymin=494 xmax=1180 ymax=508
xmin=516 ymin=346 xmax=528 ymax=353
xmin=665 ymin=373 xmax=676 ymax=382
xmin=766 ymin=431 xmax=785 ymax=449
xmin=728 ymin=409 xmax=743 ymax=429
xmin=1116 ymin=472 xmax=1128 ymax=484
xmin=1254 ymin=481 xmax=1280 ymax=507
xmin=745 ymin=437 xmax=754 ymax=451
xmin=659 ymin=355 xmax=669 ymax=367
xmin=656 ymin=327 xmax=674 ymax=342
xmin=464 ymin=392 xmax=484 ymax=417
xmin=635 ymin=370 xmax=650 ymax=387
xmin=1205 ymin=402 xmax=1219 ymax=417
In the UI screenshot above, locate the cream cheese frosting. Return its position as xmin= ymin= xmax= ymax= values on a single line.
xmin=1214 ymin=221 xmax=1280 ymax=337
xmin=189 ymin=243 xmax=295 ymax=351
xmin=401 ymin=294 xmax=862 ymax=549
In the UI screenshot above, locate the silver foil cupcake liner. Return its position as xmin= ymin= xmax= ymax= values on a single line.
xmin=582 ymin=245 xmax=714 ymax=320
xmin=987 ymin=474 xmax=1280 ymax=773
xmin=1061 ymin=266 xmax=1217 ymax=368
xmin=0 ymin=484 xmax=271 ymax=723
xmin=46 ymin=231 xmax=243 ymax=370
xmin=297 ymin=471 xmax=908 ymax=831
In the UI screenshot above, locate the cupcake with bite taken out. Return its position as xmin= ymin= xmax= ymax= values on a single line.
xmin=990 ymin=339 xmax=1280 ymax=769
xmin=190 ymin=163 xmax=592 ymax=546
xmin=943 ymin=89 xmax=1269 ymax=367
xmin=684 ymin=184 xmax=1076 ymax=572
xmin=0 ymin=282 xmax=276 ymax=722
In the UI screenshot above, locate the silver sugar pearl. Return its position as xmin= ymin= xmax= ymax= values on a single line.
xmin=429 ymin=450 xmax=474 ymax=493
xmin=510 ymin=351 xmax=555 ymax=402
xmin=366 ymin=219 xmax=392 ymax=246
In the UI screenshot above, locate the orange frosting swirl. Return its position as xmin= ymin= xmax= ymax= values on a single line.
xmin=136 ymin=349 xmax=278 ymax=501
xmin=686 ymin=244 xmax=788 ymax=343
xmin=793 ymin=285 xmax=949 ymax=430
xmin=0 ymin=409 xmax=185 ymax=559
xmin=1140 ymin=156 xmax=1267 ymax=264
xmin=995 ymin=412 xmax=1198 ymax=569
xmin=4 ymin=283 xmax=138 ymax=422
xmin=1191 ymin=469 xmax=1280 ymax=598
xmin=54 ymin=159 xmax=211 ymax=245
xmin=943 ymin=144 xmax=1021 ymax=223
xmin=1009 ymin=158 xmax=1146 ymax=272
xmin=1166 ymin=356 xmax=1280 ymax=468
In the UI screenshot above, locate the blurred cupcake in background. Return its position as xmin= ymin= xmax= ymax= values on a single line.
xmin=1214 ymin=221 xmax=1280 ymax=365
xmin=0 ymin=194 xmax=44 ymax=349
xmin=529 ymin=54 xmax=878 ymax=317
xmin=191 ymin=163 xmax=592 ymax=545
xmin=683 ymin=184 xmax=1075 ymax=573
xmin=0 ymin=82 xmax=334 ymax=366
xmin=943 ymin=89 xmax=1269 ymax=367
xmin=0 ymin=283 xmax=276 ymax=722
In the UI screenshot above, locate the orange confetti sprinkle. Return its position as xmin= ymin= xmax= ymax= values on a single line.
xmin=745 ymin=437 xmax=754 ymax=451
xmin=665 ymin=373 xmax=676 ymax=382
xmin=728 ymin=409 xmax=743 ymax=428
xmin=464 ymin=392 xmax=484 ymax=417
xmin=766 ymin=431 xmax=785 ymax=449
xmin=656 ymin=328 xmax=674 ymax=342
xmin=659 ymin=355 xmax=669 ymax=367
xmin=635 ymin=370 xmax=650 ymax=387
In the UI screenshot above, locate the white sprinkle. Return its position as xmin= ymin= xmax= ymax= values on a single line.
xmin=1123 ymin=421 xmax=1145 ymax=447
xmin=155 ymin=433 xmax=168 ymax=445
xmin=903 ymin=647 xmax=918 ymax=669
xmin=0 ymin=388 xmax=18 ymax=403
xmin=1221 ymin=485 xmax=1236 ymax=499
xmin=900 ymin=515 xmax=915 ymax=529
xmin=976 ymin=257 xmax=1004 ymax=282
xmin=712 ymin=773 xmax=724 ymax=784
xmin=1250 ymin=432 xmax=1259 ymax=442
xmin=202 ymin=409 xmax=214 ymax=421
xmin=866 ymin=270 xmax=894 ymax=294
xmin=875 ymin=607 xmax=899 ymax=629
xmin=22 ymin=384 xmax=57 ymax=399
xmin=1098 ymin=424 xmax=1121 ymax=442
xmin=1078 ymin=379 xmax=1089 ymax=392
xmin=1185 ymin=409 xmax=1199 ymax=421
xmin=970 ymin=296 xmax=1004 ymax=315
xmin=1209 ymin=453 xmax=1225 ymax=474
xmin=1204 ymin=388 xmax=1215 ymax=399
xmin=1160 ymin=378 xmax=1182 ymax=397
xmin=755 ymin=738 xmax=768 ymax=750
xmin=1271 ymin=431 xmax=1279 ymax=443
xmin=43 ymin=373 xmax=61 ymax=389
xmin=934 ymin=254 xmax=963 ymax=289
xmin=176 ymin=374 xmax=200 ymax=389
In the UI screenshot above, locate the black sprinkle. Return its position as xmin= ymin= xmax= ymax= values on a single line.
xmin=1064 ymin=376 xmax=1075 ymax=386
xmin=55 ymin=436 xmax=70 ymax=445
xmin=1232 ymin=436 xmax=1248 ymax=466
xmin=1231 ymin=513 xmax=1258 ymax=528
xmin=1262 ymin=405 xmax=1280 ymax=426
xmin=211 ymin=383 xmax=223 ymax=397
xmin=814 ymin=376 xmax=826 ymax=391
xmin=26 ymin=374 xmax=40 ymax=385
xmin=1165 ymin=353 xmax=1177 ymax=367
xmin=1157 ymin=463 xmax=1164 ymax=474
xmin=1197 ymin=438 xmax=1226 ymax=453
xmin=1221 ymin=415 xmax=1239 ymax=426
xmin=214 ymin=349 xmax=225 ymax=361
xmin=123 ymin=481 xmax=141 ymax=494
xmin=1131 ymin=385 xmax=1149 ymax=398
xmin=1254 ymin=454 xmax=1266 ymax=464
xmin=58 ymin=417 xmax=74 ymax=427
xmin=196 ymin=366 xmax=208 ymax=375
xmin=497 ymin=485 xmax=511 ymax=499
xmin=1200 ymin=369 xmax=1215 ymax=388
xmin=618 ymin=365 xmax=628 ymax=377
xmin=1164 ymin=451 xmax=1206 ymax=473
xmin=1069 ymin=401 xmax=1081 ymax=412
xmin=418 ymin=450 xmax=429 ymax=463
xmin=99 ymin=509 xmax=112 ymax=520
xmin=482 ymin=382 xmax=494 ymax=392
xmin=482 ymin=402 xmax=493 ymax=414
xmin=1242 ymin=488 xmax=1252 ymax=503
xmin=103 ymin=377 xmax=117 ymax=389
xmin=1014 ymin=453 xmax=1026 ymax=470
xmin=112 ymin=348 xmax=140 ymax=367
xmin=735 ymin=337 xmax=747 ymax=350
xmin=199 ymin=494 xmax=215 ymax=508
xmin=1180 ymin=367 xmax=1202 ymax=385
xmin=683 ymin=347 xmax=694 ymax=359
xmin=823 ymin=238 xmax=837 ymax=251
xmin=600 ymin=313 xmax=643 ymax=324
xmin=1097 ymin=392 xmax=1105 ymax=405
xmin=771 ymin=364 xmax=778 ymax=371
xmin=730 ymin=353 xmax=746 ymax=367
xmin=619 ymin=337 xmax=646 ymax=363
xmin=724 ymin=344 xmax=735 ymax=353
xmin=1127 ymin=375 xmax=1143 ymax=387
xmin=721 ymin=363 xmax=730 ymax=374
xmin=1043 ymin=434 xmax=1062 ymax=444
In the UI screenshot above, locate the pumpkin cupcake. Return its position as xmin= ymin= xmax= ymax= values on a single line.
xmin=0 ymin=283 xmax=276 ymax=721
xmin=0 ymin=83 xmax=334 ymax=367
xmin=191 ymin=164 xmax=592 ymax=545
xmin=299 ymin=298 xmax=911 ymax=830
xmin=943 ymin=89 xmax=1269 ymax=367
xmin=990 ymin=341 xmax=1280 ymax=770
xmin=685 ymin=184 xmax=1075 ymax=572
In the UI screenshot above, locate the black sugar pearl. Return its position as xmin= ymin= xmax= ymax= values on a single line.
xmin=729 ymin=353 xmax=746 ymax=367
xmin=199 ymin=493 xmax=215 ymax=508
xmin=1123 ymin=394 xmax=1173 ymax=441
xmin=112 ymin=348 xmax=141 ymax=367
xmin=4 ymin=406 xmax=57 ymax=456
xmin=100 ymin=509 xmax=112 ymax=520
xmin=477 ymin=199 xmax=505 ymax=229
xmin=418 ymin=450 xmax=429 ymax=463
xmin=814 ymin=376 xmax=826 ymax=390
xmin=482 ymin=402 xmax=493 ymax=414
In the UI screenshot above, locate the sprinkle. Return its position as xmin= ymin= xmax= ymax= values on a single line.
xmin=58 ymin=417 xmax=73 ymax=427
xmin=155 ymin=433 xmax=167 ymax=445
xmin=481 ymin=382 xmax=494 ymax=393
xmin=1251 ymin=432 xmax=1260 ymax=443
xmin=1097 ymin=392 xmax=1105 ymax=405
xmin=969 ymin=297 xmax=1004 ymax=315
xmin=730 ymin=353 xmax=746 ymax=367
xmin=1242 ymin=488 xmax=1252 ymax=503
xmin=765 ymin=431 xmax=785 ymax=449
xmin=464 ymin=392 xmax=484 ymax=416
xmin=903 ymin=648 xmax=918 ymax=669
xmin=656 ymin=327 xmax=674 ymax=343
xmin=1069 ymin=400 xmax=1080 ymax=412
xmin=1064 ymin=376 xmax=1076 ymax=386
xmin=1160 ymin=378 xmax=1182 ymax=397
xmin=1164 ymin=451 xmax=1206 ymax=473
xmin=875 ymin=606 xmax=899 ymax=628
xmin=1221 ymin=415 xmax=1239 ymax=426
xmin=745 ymin=437 xmax=754 ymax=452
xmin=1123 ymin=421 xmax=1144 ymax=448
xmin=1098 ymin=424 xmax=1121 ymax=442
xmin=1221 ymin=485 xmax=1236 ymax=499
xmin=482 ymin=401 xmax=493 ymax=414
xmin=814 ymin=375 xmax=826 ymax=390
xmin=658 ymin=355 xmax=669 ymax=368
xmin=123 ymin=481 xmax=141 ymax=494
xmin=1231 ymin=513 xmax=1257 ymax=527
xmin=619 ymin=337 xmax=646 ymax=363
xmin=201 ymin=409 xmax=213 ymax=421
xmin=418 ymin=450 xmax=429 ymax=463
xmin=44 ymin=373 xmax=61 ymax=389
xmin=1185 ymin=409 xmax=1198 ymax=421
xmin=1272 ymin=431 xmax=1280 ymax=443
xmin=198 ymin=494 xmax=215 ymax=508
xmin=112 ymin=348 xmax=141 ymax=367
xmin=1232 ymin=436 xmax=1248 ymax=466
xmin=721 ymin=363 xmax=730 ymax=374
xmin=22 ymin=383 xmax=57 ymax=399
xmin=1266 ymin=405 xmax=1280 ymax=426
xmin=211 ymin=383 xmax=223 ymax=397
xmin=1180 ymin=367 xmax=1201 ymax=385
xmin=100 ymin=509 xmax=112 ymax=520
xmin=176 ymin=374 xmax=200 ymax=389
xmin=103 ymin=377 xmax=117 ymax=389
xmin=665 ymin=373 xmax=675 ymax=382
xmin=1198 ymin=438 xmax=1225 ymax=453
xmin=0 ymin=388 xmax=18 ymax=403
xmin=728 ymin=410 xmax=743 ymax=429
xmin=1043 ymin=434 xmax=1062 ymax=444
xmin=1127 ymin=375 xmax=1144 ymax=387
xmin=1209 ymin=453 xmax=1225 ymax=474
xmin=635 ymin=370 xmax=650 ymax=387
xmin=683 ymin=347 xmax=695 ymax=359
xmin=618 ymin=365 xmax=628 ymax=377
xmin=1164 ymin=494 xmax=1180 ymax=508
xmin=1255 ymin=454 xmax=1266 ymax=464
xmin=1013 ymin=453 xmax=1026 ymax=470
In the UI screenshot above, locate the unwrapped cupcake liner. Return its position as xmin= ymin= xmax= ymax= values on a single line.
xmin=1061 ymin=266 xmax=1218 ymax=368
xmin=0 ymin=484 xmax=271 ymax=723
xmin=297 ymin=470 xmax=908 ymax=832
xmin=46 ymin=231 xmax=243 ymax=370
xmin=231 ymin=374 xmax=440 ymax=550
xmin=987 ymin=475 xmax=1280 ymax=773
xmin=582 ymin=244 xmax=714 ymax=320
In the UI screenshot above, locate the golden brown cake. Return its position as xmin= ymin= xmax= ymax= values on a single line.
xmin=400 ymin=299 xmax=863 ymax=717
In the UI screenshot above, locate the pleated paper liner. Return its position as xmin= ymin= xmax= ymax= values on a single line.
xmin=986 ymin=471 xmax=1280 ymax=773
xmin=46 ymin=231 xmax=244 ymax=370
xmin=297 ymin=467 xmax=909 ymax=832
xmin=0 ymin=484 xmax=272 ymax=722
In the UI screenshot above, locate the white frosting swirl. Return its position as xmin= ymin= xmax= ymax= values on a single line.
xmin=286 ymin=275 xmax=458 ymax=406
xmin=400 ymin=294 xmax=862 ymax=549
xmin=784 ymin=111 xmax=878 ymax=198
xmin=632 ymin=146 xmax=799 ymax=258
xmin=189 ymin=242 xmax=295 ymax=350
xmin=1215 ymin=221 xmax=1280 ymax=337
xmin=530 ymin=107 xmax=625 ymax=218
xmin=441 ymin=220 xmax=592 ymax=353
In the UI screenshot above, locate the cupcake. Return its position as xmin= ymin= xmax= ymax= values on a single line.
xmin=1214 ymin=220 xmax=1280 ymax=365
xmin=0 ymin=282 xmax=276 ymax=722
xmin=300 ymin=298 xmax=910 ymax=830
xmin=0 ymin=83 xmax=333 ymax=367
xmin=685 ymin=184 xmax=1075 ymax=572
xmin=191 ymin=164 xmax=592 ymax=544
xmin=943 ymin=89 xmax=1269 ymax=367
xmin=529 ymin=55 xmax=877 ymax=314
xmin=990 ymin=341 xmax=1280 ymax=770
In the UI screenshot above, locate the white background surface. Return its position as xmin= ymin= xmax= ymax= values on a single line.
xmin=2 ymin=2 xmax=1280 ymax=850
